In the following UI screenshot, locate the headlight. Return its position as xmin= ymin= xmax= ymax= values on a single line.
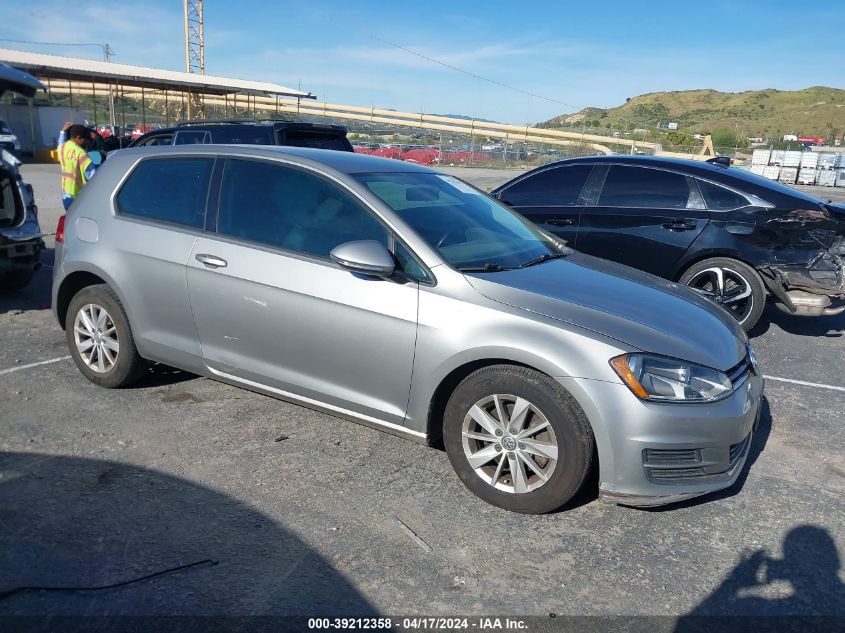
xmin=13 ymin=137 xmax=20 ymax=150
xmin=610 ymin=353 xmax=734 ymax=403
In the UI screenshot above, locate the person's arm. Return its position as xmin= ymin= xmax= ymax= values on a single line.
xmin=57 ymin=121 xmax=72 ymax=149
xmin=78 ymin=154 xmax=97 ymax=185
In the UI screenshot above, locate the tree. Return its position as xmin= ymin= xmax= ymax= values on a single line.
xmin=711 ymin=127 xmax=737 ymax=149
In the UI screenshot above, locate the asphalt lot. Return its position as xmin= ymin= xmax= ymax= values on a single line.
xmin=1 ymin=163 xmax=844 ymax=619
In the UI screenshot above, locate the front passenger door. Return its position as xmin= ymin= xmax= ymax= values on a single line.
xmin=495 ymin=164 xmax=593 ymax=246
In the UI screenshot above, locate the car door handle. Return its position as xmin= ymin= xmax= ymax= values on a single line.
xmin=661 ymin=219 xmax=698 ymax=231
xmin=547 ymin=217 xmax=575 ymax=226
xmin=195 ymin=254 xmax=228 ymax=268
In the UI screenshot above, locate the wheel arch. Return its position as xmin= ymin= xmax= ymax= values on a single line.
xmin=671 ymin=250 xmax=766 ymax=291
xmin=56 ymin=266 xmax=127 ymax=329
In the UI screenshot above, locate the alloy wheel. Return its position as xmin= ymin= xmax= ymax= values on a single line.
xmin=73 ymin=303 xmax=120 ymax=373
xmin=461 ymin=394 xmax=558 ymax=494
xmin=686 ymin=266 xmax=754 ymax=324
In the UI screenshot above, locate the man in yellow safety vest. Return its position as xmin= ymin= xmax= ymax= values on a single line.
xmin=56 ymin=122 xmax=98 ymax=210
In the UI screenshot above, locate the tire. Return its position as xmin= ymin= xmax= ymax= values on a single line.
xmin=443 ymin=365 xmax=595 ymax=514
xmin=679 ymin=257 xmax=766 ymax=332
xmin=0 ymin=270 xmax=34 ymax=293
xmin=65 ymin=284 xmax=148 ymax=388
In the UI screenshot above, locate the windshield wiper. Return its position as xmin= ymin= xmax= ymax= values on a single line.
xmin=457 ymin=263 xmax=510 ymax=273
xmin=519 ymin=252 xmax=565 ymax=268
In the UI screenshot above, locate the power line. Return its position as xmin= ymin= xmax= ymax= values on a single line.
xmin=370 ymin=35 xmax=580 ymax=111
xmin=0 ymin=38 xmax=106 ymax=50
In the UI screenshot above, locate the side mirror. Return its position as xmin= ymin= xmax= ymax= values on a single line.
xmin=330 ymin=240 xmax=395 ymax=278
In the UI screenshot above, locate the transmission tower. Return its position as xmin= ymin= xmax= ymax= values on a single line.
xmin=183 ymin=0 xmax=205 ymax=118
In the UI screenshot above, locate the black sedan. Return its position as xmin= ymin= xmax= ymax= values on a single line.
xmin=492 ymin=155 xmax=845 ymax=331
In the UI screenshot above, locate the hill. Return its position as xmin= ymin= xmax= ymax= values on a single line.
xmin=541 ymin=87 xmax=845 ymax=139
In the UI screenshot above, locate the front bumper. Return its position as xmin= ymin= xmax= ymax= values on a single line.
xmin=561 ymin=370 xmax=764 ymax=508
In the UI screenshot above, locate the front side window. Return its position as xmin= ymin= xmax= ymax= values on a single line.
xmin=116 ymin=157 xmax=213 ymax=228
xmin=355 ymin=172 xmax=558 ymax=271
xmin=217 ymin=159 xmax=388 ymax=259
xmin=499 ymin=164 xmax=592 ymax=206
xmin=598 ymin=166 xmax=692 ymax=209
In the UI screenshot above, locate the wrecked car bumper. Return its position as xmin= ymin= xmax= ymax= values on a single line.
xmin=758 ymin=235 xmax=845 ymax=317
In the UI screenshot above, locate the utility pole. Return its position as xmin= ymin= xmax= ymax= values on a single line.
xmin=183 ymin=0 xmax=205 ymax=119
xmin=103 ymin=43 xmax=115 ymax=126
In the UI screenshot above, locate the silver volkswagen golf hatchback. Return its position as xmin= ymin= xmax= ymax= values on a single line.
xmin=52 ymin=145 xmax=763 ymax=513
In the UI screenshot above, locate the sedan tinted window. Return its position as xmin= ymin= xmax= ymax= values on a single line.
xmin=598 ymin=166 xmax=691 ymax=209
xmin=217 ymin=159 xmax=388 ymax=258
xmin=116 ymin=157 xmax=212 ymax=228
xmin=698 ymin=180 xmax=748 ymax=210
xmin=500 ymin=165 xmax=591 ymax=206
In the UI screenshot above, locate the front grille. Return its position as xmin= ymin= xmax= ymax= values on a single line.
xmin=726 ymin=355 xmax=752 ymax=388
xmin=643 ymin=432 xmax=752 ymax=485
xmin=729 ymin=433 xmax=752 ymax=466
xmin=643 ymin=448 xmax=700 ymax=465
xmin=0 ymin=141 xmax=14 ymax=150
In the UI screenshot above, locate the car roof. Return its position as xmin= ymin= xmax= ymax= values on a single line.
xmin=115 ymin=144 xmax=436 ymax=175
xmin=502 ymin=154 xmax=821 ymax=207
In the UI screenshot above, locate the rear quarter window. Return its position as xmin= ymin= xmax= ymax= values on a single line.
xmin=116 ymin=157 xmax=213 ymax=229
xmin=698 ymin=180 xmax=748 ymax=210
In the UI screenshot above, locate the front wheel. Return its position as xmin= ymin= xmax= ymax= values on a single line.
xmin=443 ymin=365 xmax=595 ymax=514
xmin=679 ymin=258 xmax=766 ymax=332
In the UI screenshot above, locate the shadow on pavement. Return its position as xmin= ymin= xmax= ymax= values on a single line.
xmin=749 ymin=304 xmax=845 ymax=339
xmin=0 ymin=248 xmax=53 ymax=315
xmin=674 ymin=525 xmax=844 ymax=631
xmin=0 ymin=452 xmax=376 ymax=619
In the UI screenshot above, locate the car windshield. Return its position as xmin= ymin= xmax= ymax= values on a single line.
xmin=354 ymin=172 xmax=559 ymax=270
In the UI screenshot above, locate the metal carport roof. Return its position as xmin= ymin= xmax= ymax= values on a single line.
xmin=0 ymin=48 xmax=314 ymax=98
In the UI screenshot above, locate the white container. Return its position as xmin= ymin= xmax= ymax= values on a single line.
xmin=818 ymin=154 xmax=838 ymax=170
xmin=779 ymin=167 xmax=798 ymax=183
xmin=770 ymin=150 xmax=785 ymax=165
xmin=800 ymin=152 xmax=819 ymax=168
xmin=816 ymin=170 xmax=837 ymax=186
xmin=782 ymin=151 xmax=802 ymax=167
xmin=752 ymin=149 xmax=771 ymax=166
xmin=837 ymin=169 xmax=845 ymax=187
xmin=750 ymin=165 xmax=766 ymax=176
xmin=797 ymin=168 xmax=816 ymax=185
xmin=762 ymin=165 xmax=780 ymax=180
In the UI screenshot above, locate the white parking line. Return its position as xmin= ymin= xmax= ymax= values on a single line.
xmin=0 ymin=356 xmax=71 ymax=376
xmin=764 ymin=375 xmax=845 ymax=393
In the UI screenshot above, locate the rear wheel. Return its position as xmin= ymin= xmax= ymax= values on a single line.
xmin=443 ymin=365 xmax=594 ymax=514
xmin=679 ymin=257 xmax=766 ymax=331
xmin=65 ymin=284 xmax=148 ymax=388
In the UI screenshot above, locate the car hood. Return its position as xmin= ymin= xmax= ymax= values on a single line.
xmin=465 ymin=253 xmax=747 ymax=371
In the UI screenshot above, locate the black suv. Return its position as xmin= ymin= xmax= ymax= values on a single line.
xmin=127 ymin=119 xmax=354 ymax=152
xmin=492 ymin=155 xmax=845 ymax=331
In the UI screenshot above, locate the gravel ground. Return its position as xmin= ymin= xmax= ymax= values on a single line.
xmin=0 ymin=163 xmax=842 ymax=620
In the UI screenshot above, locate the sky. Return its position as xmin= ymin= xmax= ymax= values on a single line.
xmin=2 ymin=0 xmax=843 ymax=124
